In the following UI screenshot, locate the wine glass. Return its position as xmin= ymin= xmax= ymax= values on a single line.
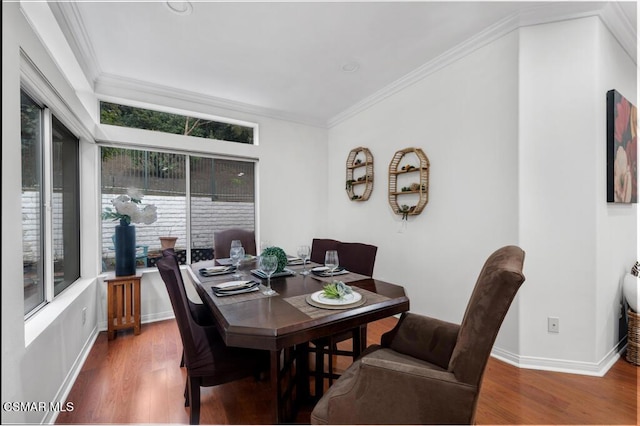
xmin=230 ymin=246 xmax=245 ymax=279
xmin=325 ymin=250 xmax=339 ymax=279
xmin=259 ymin=255 xmax=278 ymax=296
xmin=231 ymin=240 xmax=242 ymax=252
xmin=297 ymin=245 xmax=311 ymax=275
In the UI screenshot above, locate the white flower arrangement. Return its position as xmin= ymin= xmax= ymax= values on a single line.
xmin=102 ymin=189 xmax=158 ymax=225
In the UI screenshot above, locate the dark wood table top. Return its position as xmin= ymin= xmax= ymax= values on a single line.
xmin=191 ymin=264 xmax=410 ymax=351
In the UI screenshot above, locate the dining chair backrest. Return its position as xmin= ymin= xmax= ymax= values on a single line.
xmin=156 ymin=253 xmax=199 ymax=364
xmin=157 ymin=250 xmax=268 ymax=424
xmin=337 ymin=242 xmax=378 ymax=277
xmin=310 ymin=238 xmax=340 ymax=264
xmin=213 ymin=228 xmax=256 ymax=259
xmin=310 ymin=238 xmax=377 ymax=276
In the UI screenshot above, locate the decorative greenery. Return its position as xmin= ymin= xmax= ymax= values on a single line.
xmin=322 ymin=281 xmax=353 ymax=299
xmin=261 ymin=246 xmax=288 ymax=273
xmin=399 ymin=204 xmax=416 ymax=221
xmin=346 ymin=179 xmax=355 ymax=190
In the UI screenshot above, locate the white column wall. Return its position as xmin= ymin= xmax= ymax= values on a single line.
xmin=518 ymin=16 xmax=636 ymax=370
xmin=594 ymin=20 xmax=637 ymax=363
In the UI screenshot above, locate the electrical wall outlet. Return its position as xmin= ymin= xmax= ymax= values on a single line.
xmin=548 ymin=317 xmax=559 ymax=333
xmin=82 ymin=307 xmax=87 ymax=325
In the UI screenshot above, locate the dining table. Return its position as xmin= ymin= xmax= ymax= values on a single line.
xmin=188 ymin=258 xmax=410 ymax=423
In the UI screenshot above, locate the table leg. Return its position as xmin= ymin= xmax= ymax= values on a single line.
xmin=296 ymin=342 xmax=310 ymax=402
xmin=270 ymin=350 xmax=281 ymax=424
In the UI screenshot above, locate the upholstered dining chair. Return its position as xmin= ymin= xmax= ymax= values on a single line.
xmin=310 ymin=238 xmax=341 ymax=264
xmin=213 ymin=228 xmax=256 ymax=259
xmin=311 ymin=245 xmax=526 ymax=425
xmin=156 ymin=252 xmax=268 ymax=425
xmin=309 ymin=239 xmax=378 ymax=395
xmin=162 ymin=249 xmax=216 ymax=368
xmin=337 ymin=242 xmax=378 ymax=277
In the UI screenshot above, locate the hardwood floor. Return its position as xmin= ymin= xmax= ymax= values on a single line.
xmin=56 ymin=317 xmax=637 ymax=425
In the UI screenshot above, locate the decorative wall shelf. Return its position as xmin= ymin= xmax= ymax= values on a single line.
xmin=388 ymin=147 xmax=430 ymax=217
xmin=346 ymin=147 xmax=374 ymax=201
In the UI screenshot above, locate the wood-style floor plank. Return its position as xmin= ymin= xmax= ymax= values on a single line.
xmin=56 ymin=317 xmax=638 ymax=425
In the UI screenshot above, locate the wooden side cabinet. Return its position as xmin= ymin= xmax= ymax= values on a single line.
xmin=105 ymin=274 xmax=142 ymax=340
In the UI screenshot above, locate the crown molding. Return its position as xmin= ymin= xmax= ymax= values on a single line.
xmin=95 ymin=73 xmax=327 ymax=128
xmin=598 ymin=1 xmax=638 ymax=65
xmin=50 ymin=1 xmax=635 ymax=130
xmin=47 ymin=1 xmax=102 ymax=89
xmin=328 ymin=2 xmax=636 ymax=128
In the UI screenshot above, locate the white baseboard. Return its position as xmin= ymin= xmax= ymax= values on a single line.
xmin=491 ymin=338 xmax=626 ymax=377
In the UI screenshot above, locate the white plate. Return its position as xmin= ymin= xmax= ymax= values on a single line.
xmin=204 ymin=266 xmax=230 ymax=273
xmin=310 ymin=290 xmax=362 ymax=306
xmin=213 ymin=280 xmax=254 ymax=291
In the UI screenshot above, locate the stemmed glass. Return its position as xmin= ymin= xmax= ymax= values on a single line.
xmin=231 ymin=240 xmax=242 ymax=252
xmin=259 ymin=255 xmax=278 ymax=296
xmin=297 ymin=245 xmax=311 ymax=275
xmin=324 ymin=250 xmax=339 ymax=279
xmin=230 ymin=246 xmax=245 ymax=279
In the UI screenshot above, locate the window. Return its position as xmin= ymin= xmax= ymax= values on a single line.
xmin=52 ymin=117 xmax=81 ymax=295
xmin=22 ymin=91 xmax=44 ymax=314
xmin=100 ymin=102 xmax=254 ymax=144
xmin=22 ymin=90 xmax=81 ymax=316
xmin=101 ymin=147 xmax=255 ymax=270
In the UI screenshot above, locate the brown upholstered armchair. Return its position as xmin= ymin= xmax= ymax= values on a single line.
xmin=311 ymin=245 xmax=526 ymax=425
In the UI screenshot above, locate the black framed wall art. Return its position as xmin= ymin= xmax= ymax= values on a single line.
xmin=607 ymin=89 xmax=637 ymax=203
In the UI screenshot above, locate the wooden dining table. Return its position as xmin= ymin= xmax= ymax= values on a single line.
xmin=189 ymin=260 xmax=410 ymax=423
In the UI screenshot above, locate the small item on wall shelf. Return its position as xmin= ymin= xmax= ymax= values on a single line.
xmin=346 ymin=147 xmax=374 ymax=202
xmin=607 ymin=89 xmax=637 ymax=203
xmin=388 ymin=148 xmax=430 ymax=218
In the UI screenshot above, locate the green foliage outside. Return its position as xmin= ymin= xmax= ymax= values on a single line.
xmin=100 ymin=101 xmax=254 ymax=145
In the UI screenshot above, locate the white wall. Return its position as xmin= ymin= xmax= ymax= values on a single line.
xmin=519 ymin=17 xmax=636 ymax=372
xmin=327 ymin=31 xmax=521 ymax=352
xmin=594 ymin=17 xmax=638 ymax=363
xmin=327 ymin=16 xmax=636 ymax=373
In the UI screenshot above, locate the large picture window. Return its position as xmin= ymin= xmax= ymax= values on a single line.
xmin=101 ymin=147 xmax=255 ymax=270
xmin=22 ymin=90 xmax=81 ymax=316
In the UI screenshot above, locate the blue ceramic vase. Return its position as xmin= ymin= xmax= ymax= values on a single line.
xmin=115 ymin=219 xmax=136 ymax=276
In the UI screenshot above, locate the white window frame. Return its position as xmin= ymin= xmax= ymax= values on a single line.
xmin=20 ymin=50 xmax=90 ymax=320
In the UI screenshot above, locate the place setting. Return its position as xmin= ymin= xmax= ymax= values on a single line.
xmin=305 ymin=281 xmax=366 ymax=310
xmin=199 ymin=265 xmax=235 ymax=277
xmin=210 ymin=280 xmax=260 ymax=297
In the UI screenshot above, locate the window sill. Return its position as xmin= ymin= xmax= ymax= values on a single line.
xmin=24 ymin=277 xmax=95 ymax=348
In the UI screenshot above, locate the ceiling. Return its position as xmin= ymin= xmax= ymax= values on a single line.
xmin=49 ymin=1 xmax=637 ymax=127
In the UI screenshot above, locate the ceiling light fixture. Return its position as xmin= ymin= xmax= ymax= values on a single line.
xmin=341 ymin=61 xmax=360 ymax=73
xmin=166 ymin=1 xmax=193 ymax=15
